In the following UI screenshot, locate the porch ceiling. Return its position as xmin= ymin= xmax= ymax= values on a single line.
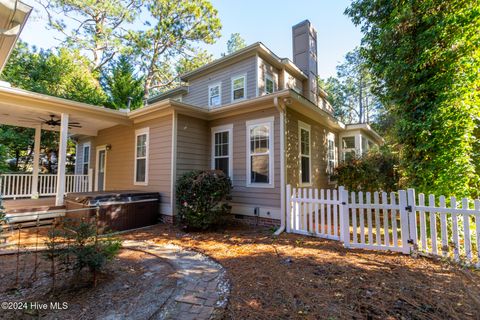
xmin=0 ymin=85 xmax=132 ymax=136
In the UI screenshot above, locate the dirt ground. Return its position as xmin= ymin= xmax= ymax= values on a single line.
xmin=2 ymin=223 xmax=480 ymax=319
xmin=122 ymin=224 xmax=480 ymax=320
xmin=0 ymin=247 xmax=178 ymax=319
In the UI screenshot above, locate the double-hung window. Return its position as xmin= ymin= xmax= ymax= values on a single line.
xmin=134 ymin=128 xmax=149 ymax=185
xmin=208 ymin=83 xmax=221 ymax=107
xmin=265 ymin=74 xmax=274 ymax=94
xmin=211 ymin=125 xmax=233 ymax=178
xmin=246 ymin=117 xmax=274 ymax=187
xmin=82 ymin=143 xmax=90 ymax=175
xmin=299 ymin=121 xmax=311 ymax=185
xmin=342 ymin=136 xmax=356 ymax=161
xmin=327 ymin=133 xmax=336 ymax=175
xmin=232 ymin=75 xmax=246 ymax=101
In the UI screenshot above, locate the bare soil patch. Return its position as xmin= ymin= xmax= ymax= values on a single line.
xmin=0 ymin=248 xmax=177 ymax=320
xmin=123 ymin=224 xmax=480 ymax=320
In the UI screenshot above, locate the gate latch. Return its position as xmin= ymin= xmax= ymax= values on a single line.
xmin=405 ymin=205 xmax=412 ymax=212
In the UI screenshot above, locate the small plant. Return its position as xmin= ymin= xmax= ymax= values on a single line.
xmin=0 ymin=193 xmax=5 ymax=235
xmin=176 ymin=170 xmax=232 ymax=230
xmin=43 ymin=225 xmax=67 ymax=292
xmin=43 ymin=217 xmax=121 ymax=287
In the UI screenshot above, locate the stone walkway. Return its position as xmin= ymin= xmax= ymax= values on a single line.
xmin=123 ymin=241 xmax=229 ymax=320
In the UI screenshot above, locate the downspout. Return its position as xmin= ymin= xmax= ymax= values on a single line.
xmin=274 ymin=96 xmax=286 ymax=235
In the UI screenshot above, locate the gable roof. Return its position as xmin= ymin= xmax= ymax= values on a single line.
xmin=180 ymin=42 xmax=307 ymax=82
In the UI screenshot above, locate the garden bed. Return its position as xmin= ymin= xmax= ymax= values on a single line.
xmin=123 ymin=224 xmax=480 ymax=320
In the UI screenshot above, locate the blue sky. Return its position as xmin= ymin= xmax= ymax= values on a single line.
xmin=20 ymin=0 xmax=361 ymax=79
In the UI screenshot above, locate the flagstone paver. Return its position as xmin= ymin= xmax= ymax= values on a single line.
xmin=122 ymin=241 xmax=229 ymax=320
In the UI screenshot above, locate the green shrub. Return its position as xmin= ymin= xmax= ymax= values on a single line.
xmin=44 ymin=219 xmax=121 ymax=287
xmin=334 ymin=146 xmax=400 ymax=193
xmin=176 ymin=170 xmax=232 ymax=230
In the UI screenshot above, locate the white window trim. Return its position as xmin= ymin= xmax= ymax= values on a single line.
xmin=211 ymin=124 xmax=233 ymax=179
xmin=265 ymin=73 xmax=274 ymax=94
xmin=82 ymin=142 xmax=91 ymax=174
xmin=231 ymin=74 xmax=246 ymax=102
xmin=298 ymin=121 xmax=312 ymax=187
xmin=94 ymin=145 xmax=107 ymax=192
xmin=134 ymin=127 xmax=149 ymax=186
xmin=341 ymin=135 xmax=356 ymax=161
xmin=208 ymin=82 xmax=221 ymax=107
xmin=327 ymin=132 xmax=337 ymax=180
xmin=246 ymin=116 xmax=275 ymax=188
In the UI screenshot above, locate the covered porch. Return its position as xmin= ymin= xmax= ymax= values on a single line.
xmin=0 ymin=84 xmax=131 ymax=205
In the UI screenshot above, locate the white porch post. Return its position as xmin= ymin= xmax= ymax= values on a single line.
xmin=55 ymin=113 xmax=69 ymax=206
xmin=31 ymin=125 xmax=41 ymax=199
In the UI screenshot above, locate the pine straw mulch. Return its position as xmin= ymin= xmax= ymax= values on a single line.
xmin=122 ymin=223 xmax=480 ymax=320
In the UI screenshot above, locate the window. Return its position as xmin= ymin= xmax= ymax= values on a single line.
xmin=134 ymin=128 xmax=149 ymax=185
xmin=246 ymin=117 xmax=274 ymax=187
xmin=208 ymin=83 xmax=221 ymax=107
xmin=361 ymin=136 xmax=368 ymax=154
xmin=265 ymin=74 xmax=274 ymax=94
xmin=342 ymin=136 xmax=356 ymax=161
xmin=232 ymin=75 xmax=246 ymax=101
xmin=298 ymin=121 xmax=311 ymax=185
xmin=327 ymin=133 xmax=336 ymax=175
xmin=342 ymin=136 xmax=355 ymax=149
xmin=211 ymin=125 xmax=233 ymax=178
xmin=82 ymin=143 xmax=90 ymax=175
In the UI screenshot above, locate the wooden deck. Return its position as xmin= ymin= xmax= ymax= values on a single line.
xmin=3 ymin=197 xmax=64 ymax=214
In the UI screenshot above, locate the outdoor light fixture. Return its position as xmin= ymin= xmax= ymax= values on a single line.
xmin=106 ymin=144 xmax=112 ymax=151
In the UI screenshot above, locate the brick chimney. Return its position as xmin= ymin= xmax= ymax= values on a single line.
xmin=292 ymin=20 xmax=318 ymax=104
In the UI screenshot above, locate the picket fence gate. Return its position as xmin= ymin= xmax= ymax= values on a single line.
xmin=286 ymin=185 xmax=480 ymax=267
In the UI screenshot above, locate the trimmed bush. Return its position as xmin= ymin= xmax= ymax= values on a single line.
xmin=334 ymin=146 xmax=399 ymax=193
xmin=176 ymin=170 xmax=232 ymax=230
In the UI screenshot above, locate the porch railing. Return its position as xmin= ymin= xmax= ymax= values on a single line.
xmin=0 ymin=171 xmax=93 ymax=199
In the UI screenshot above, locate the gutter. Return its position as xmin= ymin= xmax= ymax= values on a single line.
xmin=273 ymin=96 xmax=286 ymax=236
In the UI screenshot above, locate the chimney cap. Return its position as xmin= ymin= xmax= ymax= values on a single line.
xmin=292 ymin=19 xmax=316 ymax=33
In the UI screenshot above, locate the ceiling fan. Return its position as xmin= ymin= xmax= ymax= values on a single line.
xmin=39 ymin=115 xmax=82 ymax=129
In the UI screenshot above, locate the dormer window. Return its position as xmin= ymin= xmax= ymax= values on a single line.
xmin=209 ymin=83 xmax=221 ymax=107
xmin=265 ymin=74 xmax=274 ymax=94
xmin=232 ymin=75 xmax=246 ymax=101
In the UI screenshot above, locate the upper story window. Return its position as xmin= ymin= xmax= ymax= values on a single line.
xmin=208 ymin=83 xmax=221 ymax=107
xmin=82 ymin=143 xmax=90 ymax=175
xmin=342 ymin=136 xmax=356 ymax=161
xmin=211 ymin=124 xmax=233 ymax=178
xmin=298 ymin=121 xmax=311 ymax=185
xmin=265 ymin=74 xmax=274 ymax=94
xmin=327 ymin=133 xmax=336 ymax=175
xmin=232 ymin=75 xmax=246 ymax=101
xmin=246 ymin=117 xmax=274 ymax=187
xmin=134 ymin=127 xmax=149 ymax=185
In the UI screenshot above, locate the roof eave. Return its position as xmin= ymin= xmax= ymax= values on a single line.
xmin=0 ymin=0 xmax=32 ymax=73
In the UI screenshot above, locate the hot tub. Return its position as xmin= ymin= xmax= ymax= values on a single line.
xmin=65 ymin=191 xmax=160 ymax=232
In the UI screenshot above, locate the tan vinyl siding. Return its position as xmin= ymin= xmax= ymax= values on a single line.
xmin=258 ymin=57 xmax=280 ymax=96
xmin=175 ymin=114 xmax=209 ymax=181
xmin=208 ymin=107 xmax=281 ymax=209
xmin=89 ymin=116 xmax=172 ymax=213
xmin=285 ymin=108 xmax=339 ymax=189
xmin=183 ymin=55 xmax=257 ymax=108
xmin=286 ymin=71 xmax=303 ymax=93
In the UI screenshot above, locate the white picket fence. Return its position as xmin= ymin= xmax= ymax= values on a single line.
xmin=0 ymin=173 xmax=92 ymax=198
xmin=286 ymin=185 xmax=480 ymax=267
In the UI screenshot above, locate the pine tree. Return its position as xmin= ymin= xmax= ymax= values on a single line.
xmin=103 ymin=55 xmax=144 ymax=110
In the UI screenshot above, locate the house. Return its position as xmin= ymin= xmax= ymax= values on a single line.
xmin=72 ymin=20 xmax=383 ymax=226
xmin=0 ymin=6 xmax=383 ymax=227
